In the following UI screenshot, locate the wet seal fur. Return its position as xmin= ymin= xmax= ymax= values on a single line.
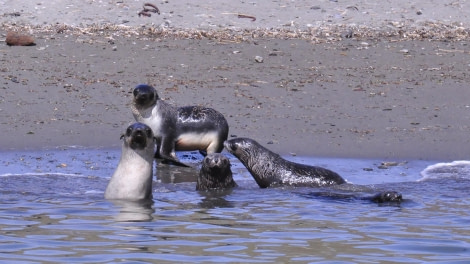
xmin=105 ymin=123 xmax=155 ymax=201
xmin=225 ymin=137 xmax=402 ymax=204
xmin=224 ymin=137 xmax=345 ymax=188
xmin=197 ymin=153 xmax=237 ymax=191
xmin=306 ymin=190 xmax=403 ymax=204
xmin=131 ymin=84 xmax=229 ymax=166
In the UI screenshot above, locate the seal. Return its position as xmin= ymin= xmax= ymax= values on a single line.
xmin=131 ymin=84 xmax=229 ymax=166
xmin=197 ymin=153 xmax=237 ymax=191
xmin=224 ymin=137 xmax=346 ymax=188
xmin=105 ymin=122 xmax=155 ymax=201
xmin=305 ymin=190 xmax=403 ymax=204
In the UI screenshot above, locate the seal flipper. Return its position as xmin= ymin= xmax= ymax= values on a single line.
xmin=160 ymin=156 xmax=192 ymax=167
xmin=158 ymin=136 xmax=191 ymax=167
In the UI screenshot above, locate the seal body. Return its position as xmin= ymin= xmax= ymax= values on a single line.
xmin=197 ymin=153 xmax=237 ymax=191
xmin=224 ymin=137 xmax=346 ymax=188
xmin=105 ymin=123 xmax=155 ymax=200
xmin=131 ymin=84 xmax=229 ymax=165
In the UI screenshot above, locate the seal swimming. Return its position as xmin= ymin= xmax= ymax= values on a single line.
xmin=224 ymin=137 xmax=346 ymax=188
xmin=131 ymin=84 xmax=229 ymax=166
xmin=197 ymin=153 xmax=237 ymax=191
xmin=105 ymin=123 xmax=155 ymax=201
xmin=224 ymin=137 xmax=402 ymax=204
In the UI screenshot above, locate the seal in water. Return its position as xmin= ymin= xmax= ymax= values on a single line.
xmin=197 ymin=153 xmax=237 ymax=191
xmin=131 ymin=84 xmax=229 ymax=166
xmin=305 ymin=190 xmax=403 ymax=204
xmin=105 ymin=123 xmax=155 ymax=200
xmin=225 ymin=137 xmax=402 ymax=204
xmin=224 ymin=137 xmax=346 ymax=188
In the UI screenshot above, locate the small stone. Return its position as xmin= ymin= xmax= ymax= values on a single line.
xmin=6 ymin=31 xmax=35 ymax=46
xmin=254 ymin=56 xmax=264 ymax=63
xmin=341 ymin=29 xmax=353 ymax=38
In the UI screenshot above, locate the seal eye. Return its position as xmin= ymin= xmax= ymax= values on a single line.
xmin=126 ymin=127 xmax=133 ymax=137
xmin=145 ymin=128 xmax=153 ymax=138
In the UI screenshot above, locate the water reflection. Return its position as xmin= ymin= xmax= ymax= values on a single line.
xmin=108 ymin=199 xmax=155 ymax=222
xmin=198 ymin=189 xmax=235 ymax=209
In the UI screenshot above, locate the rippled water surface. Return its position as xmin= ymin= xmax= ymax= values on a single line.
xmin=1 ymin=148 xmax=469 ymax=263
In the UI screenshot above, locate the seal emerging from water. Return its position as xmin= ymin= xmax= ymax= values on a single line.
xmin=131 ymin=84 xmax=229 ymax=166
xmin=224 ymin=137 xmax=346 ymax=188
xmin=105 ymin=123 xmax=155 ymax=201
xmin=197 ymin=153 xmax=237 ymax=191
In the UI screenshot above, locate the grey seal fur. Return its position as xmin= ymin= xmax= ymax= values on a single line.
xmin=225 ymin=137 xmax=402 ymax=203
xmin=224 ymin=137 xmax=346 ymax=188
xmin=197 ymin=153 xmax=237 ymax=191
xmin=105 ymin=123 xmax=155 ymax=201
xmin=131 ymin=84 xmax=229 ymax=166
xmin=305 ymin=190 xmax=403 ymax=204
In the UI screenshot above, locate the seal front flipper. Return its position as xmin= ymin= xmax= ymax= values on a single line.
xmin=159 ymin=155 xmax=192 ymax=167
xmin=158 ymin=136 xmax=191 ymax=167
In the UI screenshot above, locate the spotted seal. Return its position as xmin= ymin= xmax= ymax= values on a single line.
xmin=131 ymin=84 xmax=229 ymax=166
xmin=197 ymin=153 xmax=237 ymax=191
xmin=224 ymin=137 xmax=346 ymax=188
xmin=105 ymin=123 xmax=155 ymax=200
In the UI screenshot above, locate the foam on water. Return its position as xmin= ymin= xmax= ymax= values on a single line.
xmin=419 ymin=160 xmax=470 ymax=181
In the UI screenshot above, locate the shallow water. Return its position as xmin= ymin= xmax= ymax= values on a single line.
xmin=1 ymin=148 xmax=469 ymax=263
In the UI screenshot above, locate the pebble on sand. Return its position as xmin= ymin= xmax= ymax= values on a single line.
xmin=6 ymin=31 xmax=35 ymax=46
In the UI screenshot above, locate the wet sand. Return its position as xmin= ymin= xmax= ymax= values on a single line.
xmin=1 ymin=1 xmax=469 ymax=161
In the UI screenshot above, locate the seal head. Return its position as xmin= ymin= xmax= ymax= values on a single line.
xmin=133 ymin=84 xmax=158 ymax=110
xmin=105 ymin=123 xmax=155 ymax=201
xmin=197 ymin=153 xmax=237 ymax=191
xmin=371 ymin=191 xmax=402 ymax=203
xmin=224 ymin=137 xmax=346 ymax=188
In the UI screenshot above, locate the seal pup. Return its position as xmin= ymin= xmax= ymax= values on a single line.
xmin=224 ymin=137 xmax=346 ymax=188
xmin=197 ymin=153 xmax=237 ymax=191
xmin=305 ymin=190 xmax=403 ymax=204
xmin=105 ymin=123 xmax=155 ymax=201
xmin=131 ymin=84 xmax=229 ymax=166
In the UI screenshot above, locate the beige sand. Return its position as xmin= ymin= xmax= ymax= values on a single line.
xmin=1 ymin=0 xmax=469 ymax=161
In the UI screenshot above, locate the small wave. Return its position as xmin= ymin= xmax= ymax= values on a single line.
xmin=0 ymin=172 xmax=83 ymax=177
xmin=419 ymin=160 xmax=470 ymax=181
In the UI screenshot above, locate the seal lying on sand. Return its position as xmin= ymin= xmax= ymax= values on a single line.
xmin=131 ymin=84 xmax=229 ymax=166
xmin=105 ymin=123 xmax=155 ymax=201
xmin=224 ymin=137 xmax=345 ymax=188
xmin=224 ymin=137 xmax=402 ymax=203
xmin=197 ymin=153 xmax=237 ymax=191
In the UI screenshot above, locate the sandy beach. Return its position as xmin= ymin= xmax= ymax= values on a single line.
xmin=1 ymin=0 xmax=469 ymax=161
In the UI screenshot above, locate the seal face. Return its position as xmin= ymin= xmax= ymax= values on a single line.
xmin=224 ymin=137 xmax=346 ymax=188
xmin=131 ymin=84 xmax=229 ymax=165
xmin=197 ymin=153 xmax=237 ymax=191
xmin=105 ymin=123 xmax=155 ymax=201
